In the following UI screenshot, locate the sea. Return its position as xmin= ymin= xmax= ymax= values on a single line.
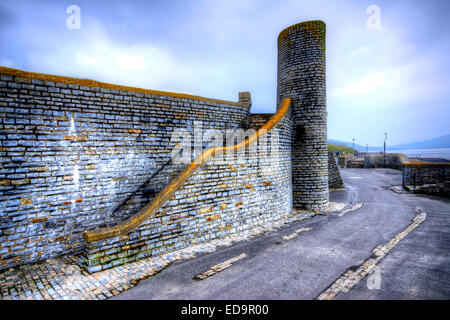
xmin=387 ymin=148 xmax=450 ymax=160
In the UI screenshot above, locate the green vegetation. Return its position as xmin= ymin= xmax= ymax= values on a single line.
xmin=328 ymin=143 xmax=356 ymax=154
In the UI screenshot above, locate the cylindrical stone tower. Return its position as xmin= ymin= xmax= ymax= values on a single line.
xmin=277 ymin=20 xmax=329 ymax=211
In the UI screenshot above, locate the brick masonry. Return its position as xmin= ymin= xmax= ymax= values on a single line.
xmin=277 ymin=20 xmax=329 ymax=210
xmin=0 ymin=20 xmax=332 ymax=272
xmin=249 ymin=114 xmax=273 ymax=130
xmin=344 ymin=154 xmax=405 ymax=169
xmin=363 ymin=154 xmax=405 ymax=169
xmin=338 ymin=156 xmax=347 ymax=168
xmin=0 ymin=68 xmax=250 ymax=270
xmin=403 ymin=163 xmax=450 ymax=196
xmin=84 ymin=105 xmax=293 ymax=272
xmin=328 ymin=152 xmax=344 ymax=189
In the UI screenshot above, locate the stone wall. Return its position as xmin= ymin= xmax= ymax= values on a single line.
xmin=363 ymin=154 xmax=405 ymax=169
xmin=346 ymin=158 xmax=364 ymax=168
xmin=249 ymin=114 xmax=273 ymax=130
xmin=338 ymin=156 xmax=347 ymax=168
xmin=277 ymin=20 xmax=328 ymax=210
xmin=0 ymin=67 xmax=250 ymax=270
xmin=344 ymin=154 xmax=405 ymax=169
xmin=0 ymin=19 xmax=331 ymax=272
xmin=328 ymin=152 xmax=344 ymax=189
xmin=403 ymin=163 xmax=450 ymax=196
xmin=84 ymin=104 xmax=293 ymax=272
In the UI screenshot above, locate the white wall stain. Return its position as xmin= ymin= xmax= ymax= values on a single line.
xmin=69 ymin=117 xmax=77 ymax=135
xmin=73 ymin=164 xmax=80 ymax=190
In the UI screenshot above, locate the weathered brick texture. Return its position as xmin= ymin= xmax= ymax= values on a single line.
xmin=403 ymin=163 xmax=450 ymax=195
xmin=84 ymin=109 xmax=293 ymax=272
xmin=0 ymin=19 xmax=331 ymax=272
xmin=328 ymin=152 xmax=344 ymax=189
xmin=0 ymin=69 xmax=249 ymax=269
xmin=277 ymin=20 xmax=329 ymax=210
xmin=249 ymin=114 xmax=273 ymax=130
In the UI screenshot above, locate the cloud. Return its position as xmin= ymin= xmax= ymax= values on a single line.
xmin=1 ymin=0 xmax=449 ymax=146
xmin=335 ymin=72 xmax=385 ymax=96
xmin=332 ymin=51 xmax=449 ymax=107
xmin=24 ymin=20 xmax=205 ymax=93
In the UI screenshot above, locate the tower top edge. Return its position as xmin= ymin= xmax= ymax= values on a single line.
xmin=277 ymin=20 xmax=326 ymax=44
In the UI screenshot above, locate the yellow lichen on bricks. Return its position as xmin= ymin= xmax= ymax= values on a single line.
xmin=126 ymin=129 xmax=142 ymax=134
xmin=11 ymin=179 xmax=30 ymax=186
xmin=30 ymin=166 xmax=49 ymax=172
xmin=0 ymin=179 xmax=11 ymax=186
xmin=64 ymin=134 xmax=88 ymax=142
xmin=64 ymin=135 xmax=76 ymax=141
xmin=218 ymin=224 xmax=232 ymax=232
xmin=31 ymin=217 xmax=48 ymax=223
xmin=76 ymin=135 xmax=88 ymax=142
xmin=0 ymin=66 xmax=247 ymax=108
xmin=198 ymin=206 xmax=214 ymax=215
xmin=206 ymin=214 xmax=221 ymax=222
xmin=245 ymin=184 xmax=255 ymax=192
xmin=15 ymin=76 xmax=32 ymax=83
xmin=20 ymin=198 xmax=33 ymax=205
xmin=85 ymin=150 xmax=97 ymax=155
xmin=405 ymin=161 xmax=450 ymax=167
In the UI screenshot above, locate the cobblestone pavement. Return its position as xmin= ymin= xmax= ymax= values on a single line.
xmin=1 ymin=209 xmax=322 ymax=300
xmin=193 ymin=253 xmax=247 ymax=280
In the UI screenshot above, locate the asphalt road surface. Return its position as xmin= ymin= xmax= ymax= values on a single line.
xmin=113 ymin=168 xmax=450 ymax=300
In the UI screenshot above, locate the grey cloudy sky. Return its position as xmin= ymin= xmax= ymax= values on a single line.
xmin=0 ymin=0 xmax=449 ymax=146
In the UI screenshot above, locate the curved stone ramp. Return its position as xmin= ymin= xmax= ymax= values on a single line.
xmin=83 ymin=97 xmax=291 ymax=243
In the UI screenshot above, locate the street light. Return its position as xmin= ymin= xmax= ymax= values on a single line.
xmin=383 ymin=133 xmax=387 ymax=167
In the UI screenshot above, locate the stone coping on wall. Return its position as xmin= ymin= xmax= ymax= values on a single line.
xmin=82 ymin=97 xmax=292 ymax=243
xmin=0 ymin=66 xmax=247 ymax=107
xmin=404 ymin=162 xmax=450 ymax=167
xmin=277 ymin=20 xmax=326 ymax=45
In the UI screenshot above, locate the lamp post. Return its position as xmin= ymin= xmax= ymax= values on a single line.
xmin=383 ymin=133 xmax=387 ymax=167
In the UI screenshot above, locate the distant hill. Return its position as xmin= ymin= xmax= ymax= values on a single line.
xmin=327 ymin=143 xmax=356 ymax=154
xmin=328 ymin=134 xmax=450 ymax=152
xmin=389 ymin=134 xmax=450 ymax=150
xmin=327 ymin=139 xmax=381 ymax=152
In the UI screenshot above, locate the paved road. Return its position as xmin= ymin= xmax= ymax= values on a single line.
xmin=113 ymin=169 xmax=450 ymax=300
